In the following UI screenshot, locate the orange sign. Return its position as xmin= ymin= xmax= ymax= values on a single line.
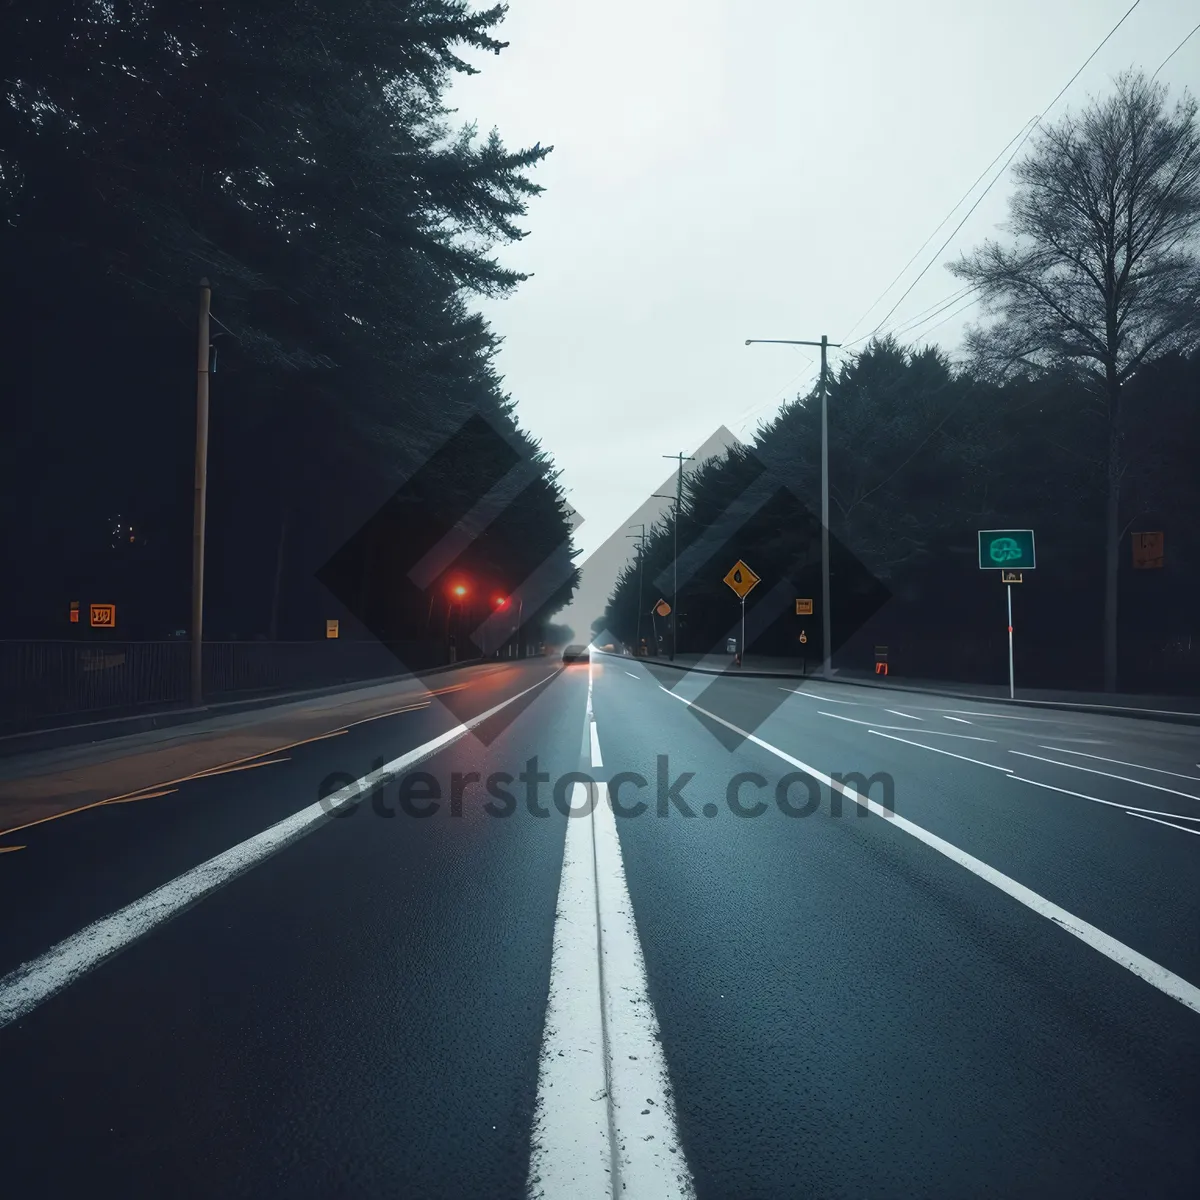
xmin=795 ymin=598 xmax=813 ymax=615
xmin=326 ymin=619 xmax=340 ymax=639
xmin=69 ymin=601 xmax=80 ymax=624
xmin=1132 ymin=531 xmax=1164 ymax=569
xmin=89 ymin=603 xmax=116 ymax=628
xmin=654 ymin=600 xmax=671 ymax=617
xmin=723 ymin=560 xmax=761 ymax=600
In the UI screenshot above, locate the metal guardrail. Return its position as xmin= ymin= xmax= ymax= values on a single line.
xmin=0 ymin=639 xmax=448 ymax=728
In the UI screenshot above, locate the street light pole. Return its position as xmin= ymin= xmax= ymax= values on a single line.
xmin=191 ymin=278 xmax=212 ymax=707
xmin=745 ymin=335 xmax=840 ymax=679
xmin=627 ymin=524 xmax=646 ymax=653
xmin=661 ymin=454 xmax=693 ymax=661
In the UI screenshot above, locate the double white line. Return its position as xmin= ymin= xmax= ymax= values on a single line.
xmin=528 ymin=662 xmax=695 ymax=1200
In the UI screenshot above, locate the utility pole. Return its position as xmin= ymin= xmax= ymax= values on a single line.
xmin=660 ymin=452 xmax=693 ymax=661
xmin=191 ymin=278 xmax=212 ymax=707
xmin=745 ymin=335 xmax=840 ymax=679
xmin=626 ymin=524 xmax=647 ymax=654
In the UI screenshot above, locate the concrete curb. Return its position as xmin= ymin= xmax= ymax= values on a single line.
xmin=625 ymin=656 xmax=1200 ymax=727
xmin=0 ymin=658 xmax=490 ymax=759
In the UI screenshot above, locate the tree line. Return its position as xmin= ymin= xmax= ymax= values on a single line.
xmin=600 ymin=72 xmax=1200 ymax=693
xmin=0 ymin=1 xmax=578 ymax=648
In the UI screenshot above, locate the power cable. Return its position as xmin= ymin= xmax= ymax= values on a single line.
xmin=853 ymin=1 xmax=1144 ymax=351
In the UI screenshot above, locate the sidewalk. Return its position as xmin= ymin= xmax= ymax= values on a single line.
xmin=0 ymin=668 xmax=488 ymax=841
xmin=627 ymin=652 xmax=1200 ymax=725
xmin=0 ymin=656 xmax=487 ymax=760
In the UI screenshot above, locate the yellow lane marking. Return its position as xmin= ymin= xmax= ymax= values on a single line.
xmin=101 ymin=789 xmax=180 ymax=806
xmin=341 ymin=701 xmax=431 ymax=729
xmin=0 ymin=687 xmax=446 ymax=842
xmin=187 ymin=757 xmax=292 ymax=781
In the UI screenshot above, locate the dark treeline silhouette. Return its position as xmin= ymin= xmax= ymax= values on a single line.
xmin=1 ymin=1 xmax=577 ymax=648
xmin=601 ymin=340 xmax=1199 ymax=691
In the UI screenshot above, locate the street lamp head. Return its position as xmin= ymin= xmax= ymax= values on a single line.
xmin=495 ymin=596 xmax=508 ymax=608
xmin=745 ymin=339 xmax=752 ymax=345
xmin=451 ymin=584 xmax=467 ymax=597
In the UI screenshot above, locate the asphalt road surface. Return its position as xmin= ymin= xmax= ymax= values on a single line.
xmin=1 ymin=654 xmax=1198 ymax=1198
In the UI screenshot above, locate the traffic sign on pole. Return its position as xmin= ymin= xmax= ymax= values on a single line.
xmin=654 ymin=599 xmax=671 ymax=617
xmin=795 ymin=598 xmax=813 ymax=615
xmin=978 ymin=529 xmax=1036 ymax=570
xmin=723 ymin=560 xmax=761 ymax=599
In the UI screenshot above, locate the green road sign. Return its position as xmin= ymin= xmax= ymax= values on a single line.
xmin=978 ymin=529 xmax=1036 ymax=570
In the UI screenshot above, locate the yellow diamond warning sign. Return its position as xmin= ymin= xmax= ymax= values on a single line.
xmin=723 ymin=560 xmax=761 ymax=600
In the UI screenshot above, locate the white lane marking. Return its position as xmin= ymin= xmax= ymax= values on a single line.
xmin=818 ymin=711 xmax=994 ymax=741
xmin=0 ymin=671 xmax=560 ymax=1031
xmin=1128 ymin=813 xmax=1200 ymax=837
xmin=625 ymin=672 xmax=639 ymax=679
xmin=927 ymin=709 xmax=1049 ymax=721
xmin=1038 ymin=747 xmax=1200 ymax=782
xmin=1010 ymin=775 xmax=1200 ymax=822
xmin=590 ymin=722 xmax=604 ymax=769
xmin=869 ymin=729 xmax=1013 ymax=772
xmin=780 ymin=688 xmax=859 ymax=704
xmin=527 ymin=785 xmax=613 ymax=1200
xmin=592 ymin=783 xmax=695 ymax=1199
xmin=1009 ymin=751 xmax=1200 ymax=803
xmin=530 ymin=665 xmax=692 ymax=1200
xmin=660 ymin=687 xmax=1200 ymax=1015
xmin=944 ymin=715 xmax=972 ymax=724
xmin=885 ymin=709 xmax=922 ymax=720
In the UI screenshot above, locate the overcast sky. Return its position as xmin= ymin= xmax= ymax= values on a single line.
xmin=445 ymin=0 xmax=1200 ymax=638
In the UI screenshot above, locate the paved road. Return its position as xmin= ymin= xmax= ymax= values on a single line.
xmin=1 ymin=654 xmax=1198 ymax=1198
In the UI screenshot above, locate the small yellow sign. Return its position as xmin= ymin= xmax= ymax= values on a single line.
xmin=89 ymin=603 xmax=116 ymax=628
xmin=654 ymin=599 xmax=671 ymax=617
xmin=798 ymin=630 xmax=808 ymax=644
xmin=326 ymin=619 xmax=339 ymax=639
xmin=723 ymin=560 xmax=761 ymax=600
xmin=795 ymin=598 xmax=813 ymax=615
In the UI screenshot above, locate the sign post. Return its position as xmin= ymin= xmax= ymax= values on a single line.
xmin=723 ymin=559 xmax=761 ymax=664
xmin=978 ymin=530 xmax=1035 ymax=699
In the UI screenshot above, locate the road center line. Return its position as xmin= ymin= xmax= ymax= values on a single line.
xmin=659 ymin=687 xmax=1200 ymax=1015
xmin=0 ymin=671 xmax=560 ymax=1031
xmin=529 ymin=663 xmax=692 ymax=1199
xmin=885 ymin=709 xmax=922 ymax=720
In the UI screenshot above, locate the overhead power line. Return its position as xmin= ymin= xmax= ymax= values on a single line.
xmin=845 ymin=283 xmax=979 ymax=349
xmin=849 ymin=0 xmax=1144 ymax=353
xmin=839 ymin=119 xmax=1037 ymax=346
xmin=1153 ymin=19 xmax=1200 ymax=79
